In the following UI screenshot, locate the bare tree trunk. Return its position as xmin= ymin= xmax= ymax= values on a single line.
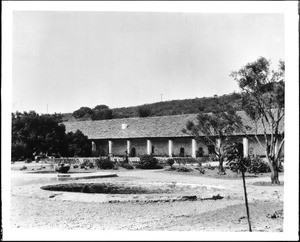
xmin=219 ymin=160 xmax=224 ymax=172
xmin=242 ymin=169 xmax=252 ymax=232
xmin=271 ymin=165 xmax=280 ymax=184
xmin=269 ymin=158 xmax=280 ymax=184
xmin=218 ymin=158 xmax=226 ymax=174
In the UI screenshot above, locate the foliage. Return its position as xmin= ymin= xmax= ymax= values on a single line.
xmin=167 ymin=158 xmax=175 ymax=167
xmin=121 ymin=163 xmax=134 ymax=170
xmin=176 ymin=166 xmax=194 ymax=172
xmin=230 ymin=57 xmax=285 ymax=184
xmin=63 ymin=93 xmax=244 ymax=121
xmin=65 ymin=130 xmax=92 ymax=157
xmin=12 ymin=111 xmax=66 ymax=160
xmin=55 ymin=163 xmax=71 ymax=173
xmin=247 ymin=156 xmax=271 ymax=174
xmin=72 ymin=107 xmax=93 ymax=119
xmin=91 ymin=105 xmax=113 ymax=120
xmin=173 ymin=157 xmax=198 ymax=165
xmin=136 ymin=155 xmax=163 ymax=169
xmin=95 ymin=157 xmax=115 ymax=169
xmin=20 ymin=165 xmax=27 ymax=171
xmin=25 ymin=158 xmax=32 ymax=163
xmin=111 ymin=92 xmax=243 ymax=119
xmin=137 ymin=106 xmax=151 ymax=117
xmin=11 ymin=111 xmax=93 ymax=160
xmin=183 ymin=101 xmax=246 ymax=172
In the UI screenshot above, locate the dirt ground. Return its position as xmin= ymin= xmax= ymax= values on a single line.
xmin=10 ymin=163 xmax=284 ymax=232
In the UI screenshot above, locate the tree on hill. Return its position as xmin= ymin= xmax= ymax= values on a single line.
xmin=138 ymin=106 xmax=151 ymax=117
xmin=72 ymin=107 xmax=93 ymax=119
xmin=183 ymin=102 xmax=247 ymax=173
xmin=91 ymin=105 xmax=113 ymax=120
xmin=230 ymin=57 xmax=285 ymax=184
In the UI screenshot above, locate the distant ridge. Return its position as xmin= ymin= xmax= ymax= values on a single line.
xmin=62 ymin=92 xmax=243 ymax=122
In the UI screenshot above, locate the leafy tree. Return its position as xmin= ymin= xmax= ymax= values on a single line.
xmin=72 ymin=106 xmax=93 ymax=119
xmin=183 ymin=102 xmax=246 ymax=173
xmin=11 ymin=111 xmax=66 ymax=160
xmin=91 ymin=105 xmax=113 ymax=120
xmin=137 ymin=106 xmax=151 ymax=117
xmin=230 ymin=57 xmax=284 ymax=184
xmin=65 ymin=130 xmax=92 ymax=157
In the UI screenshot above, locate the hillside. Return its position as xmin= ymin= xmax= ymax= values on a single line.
xmin=62 ymin=92 xmax=243 ymax=122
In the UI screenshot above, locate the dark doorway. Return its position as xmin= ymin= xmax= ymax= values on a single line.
xmin=208 ymin=145 xmax=215 ymax=154
xmin=130 ymin=147 xmax=136 ymax=157
xmin=237 ymin=143 xmax=244 ymax=156
xmin=197 ymin=147 xmax=204 ymax=157
xmin=179 ymin=147 xmax=185 ymax=157
xmin=152 ymin=146 xmax=155 ymax=154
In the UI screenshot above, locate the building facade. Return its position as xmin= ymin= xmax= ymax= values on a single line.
xmin=63 ymin=112 xmax=284 ymax=158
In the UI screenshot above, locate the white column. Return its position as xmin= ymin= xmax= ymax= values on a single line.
xmin=127 ymin=140 xmax=131 ymax=154
xmin=147 ymin=139 xmax=152 ymax=155
xmin=91 ymin=141 xmax=96 ymax=153
xmin=243 ymin=137 xmax=249 ymax=158
xmin=216 ymin=138 xmax=221 ymax=149
xmin=108 ymin=140 xmax=113 ymax=155
xmin=191 ymin=138 xmax=197 ymax=158
xmin=168 ymin=140 xmax=173 ymax=157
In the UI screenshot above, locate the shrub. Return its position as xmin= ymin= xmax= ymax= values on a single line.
xmin=20 ymin=165 xmax=27 ymax=170
xmin=88 ymin=162 xmax=95 ymax=169
xmin=73 ymin=164 xmax=79 ymax=169
xmin=247 ymin=156 xmax=271 ymax=174
xmin=82 ymin=185 xmax=91 ymax=193
xmin=25 ymin=158 xmax=32 ymax=163
xmin=176 ymin=166 xmax=193 ymax=172
xmin=167 ymin=158 xmax=175 ymax=167
xmin=95 ymin=157 xmax=115 ymax=169
xmin=136 ymin=155 xmax=163 ymax=169
xmin=55 ymin=163 xmax=70 ymax=173
xmin=121 ymin=163 xmax=134 ymax=170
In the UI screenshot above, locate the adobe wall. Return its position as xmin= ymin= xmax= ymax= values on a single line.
xmin=93 ymin=135 xmax=283 ymax=157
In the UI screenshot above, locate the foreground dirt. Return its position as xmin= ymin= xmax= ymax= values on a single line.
xmin=10 ymin=167 xmax=284 ymax=232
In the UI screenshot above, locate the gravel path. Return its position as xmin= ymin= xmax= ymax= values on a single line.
xmin=10 ymin=169 xmax=284 ymax=232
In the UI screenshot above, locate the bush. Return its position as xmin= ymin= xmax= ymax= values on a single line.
xmin=95 ymin=157 xmax=115 ymax=169
xmin=20 ymin=165 xmax=27 ymax=170
xmin=73 ymin=164 xmax=79 ymax=169
xmin=247 ymin=156 xmax=271 ymax=174
xmin=82 ymin=185 xmax=92 ymax=193
xmin=55 ymin=163 xmax=70 ymax=173
xmin=167 ymin=158 xmax=175 ymax=167
xmin=25 ymin=158 xmax=32 ymax=163
xmin=176 ymin=166 xmax=193 ymax=172
xmin=121 ymin=163 xmax=134 ymax=170
xmin=195 ymin=167 xmax=205 ymax=174
xmin=136 ymin=155 xmax=163 ymax=169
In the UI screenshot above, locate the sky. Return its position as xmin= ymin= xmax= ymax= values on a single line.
xmin=12 ymin=11 xmax=284 ymax=114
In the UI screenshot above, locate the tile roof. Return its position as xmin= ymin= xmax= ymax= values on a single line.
xmin=63 ymin=111 xmax=284 ymax=140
